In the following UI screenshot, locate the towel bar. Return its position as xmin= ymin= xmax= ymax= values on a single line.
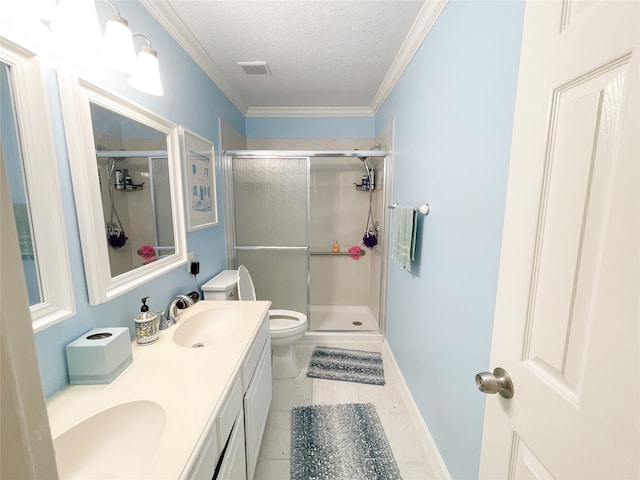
xmin=388 ymin=203 xmax=430 ymax=215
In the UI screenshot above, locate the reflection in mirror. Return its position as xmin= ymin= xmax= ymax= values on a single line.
xmin=59 ymin=74 xmax=185 ymax=305
xmin=0 ymin=37 xmax=74 ymax=331
xmin=90 ymin=103 xmax=175 ymax=277
xmin=1 ymin=62 xmax=41 ymax=304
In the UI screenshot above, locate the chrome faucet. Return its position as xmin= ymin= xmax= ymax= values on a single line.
xmin=160 ymin=294 xmax=194 ymax=330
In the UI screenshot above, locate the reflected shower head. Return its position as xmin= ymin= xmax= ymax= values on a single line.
xmin=359 ymin=156 xmax=371 ymax=176
xmin=353 ymin=149 xmax=373 ymax=176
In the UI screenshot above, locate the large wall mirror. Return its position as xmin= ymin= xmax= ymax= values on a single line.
xmin=0 ymin=37 xmax=75 ymax=332
xmin=91 ymin=103 xmax=176 ymax=276
xmin=59 ymin=73 xmax=186 ymax=305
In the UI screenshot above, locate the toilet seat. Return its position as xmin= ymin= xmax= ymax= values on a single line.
xmin=269 ymin=309 xmax=308 ymax=338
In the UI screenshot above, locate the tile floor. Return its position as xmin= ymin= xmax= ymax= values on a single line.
xmin=253 ymin=341 xmax=438 ymax=480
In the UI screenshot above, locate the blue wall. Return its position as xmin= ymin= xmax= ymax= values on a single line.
xmin=1 ymin=1 xmax=243 ymax=398
xmin=376 ymin=1 xmax=525 ymax=478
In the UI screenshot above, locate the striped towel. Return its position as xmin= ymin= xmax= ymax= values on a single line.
xmin=391 ymin=206 xmax=417 ymax=270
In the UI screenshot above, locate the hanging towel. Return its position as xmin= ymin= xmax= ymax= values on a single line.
xmin=391 ymin=206 xmax=417 ymax=270
xmin=12 ymin=203 xmax=34 ymax=259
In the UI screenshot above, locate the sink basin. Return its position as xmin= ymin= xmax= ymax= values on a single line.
xmin=53 ymin=400 xmax=165 ymax=479
xmin=173 ymin=308 xmax=243 ymax=348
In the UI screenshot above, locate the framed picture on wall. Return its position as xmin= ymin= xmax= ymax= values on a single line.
xmin=180 ymin=127 xmax=218 ymax=231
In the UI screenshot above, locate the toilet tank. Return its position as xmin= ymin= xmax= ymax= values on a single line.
xmin=202 ymin=270 xmax=239 ymax=301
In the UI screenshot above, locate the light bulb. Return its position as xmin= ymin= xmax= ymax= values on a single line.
xmin=101 ymin=16 xmax=136 ymax=73
xmin=127 ymin=46 xmax=164 ymax=96
xmin=49 ymin=0 xmax=102 ymax=52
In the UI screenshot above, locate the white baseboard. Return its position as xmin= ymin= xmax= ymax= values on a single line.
xmin=383 ymin=339 xmax=452 ymax=480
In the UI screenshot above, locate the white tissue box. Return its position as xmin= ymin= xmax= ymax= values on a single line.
xmin=66 ymin=327 xmax=133 ymax=385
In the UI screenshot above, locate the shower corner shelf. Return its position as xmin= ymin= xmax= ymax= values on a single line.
xmin=115 ymin=183 xmax=144 ymax=191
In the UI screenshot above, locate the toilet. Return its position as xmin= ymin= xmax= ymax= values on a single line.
xmin=202 ymin=266 xmax=308 ymax=378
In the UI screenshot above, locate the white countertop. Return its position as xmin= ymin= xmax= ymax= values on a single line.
xmin=47 ymin=300 xmax=271 ymax=479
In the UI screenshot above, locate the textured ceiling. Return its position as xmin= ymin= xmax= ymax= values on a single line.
xmin=142 ymin=0 xmax=428 ymax=115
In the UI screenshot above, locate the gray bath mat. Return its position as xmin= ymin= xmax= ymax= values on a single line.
xmin=306 ymin=346 xmax=385 ymax=385
xmin=291 ymin=403 xmax=402 ymax=480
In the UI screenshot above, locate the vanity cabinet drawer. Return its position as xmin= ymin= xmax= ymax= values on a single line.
xmin=217 ymin=376 xmax=242 ymax=449
xmin=241 ymin=313 xmax=269 ymax=392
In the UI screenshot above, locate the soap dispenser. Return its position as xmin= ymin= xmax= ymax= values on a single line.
xmin=134 ymin=297 xmax=158 ymax=345
xmin=332 ymin=241 xmax=340 ymax=253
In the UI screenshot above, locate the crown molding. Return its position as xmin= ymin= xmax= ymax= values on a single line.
xmin=245 ymin=107 xmax=375 ymax=118
xmin=142 ymin=0 xmax=448 ymax=118
xmin=140 ymin=0 xmax=248 ymax=114
xmin=370 ymin=0 xmax=449 ymax=113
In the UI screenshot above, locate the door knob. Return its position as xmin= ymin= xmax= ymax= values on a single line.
xmin=475 ymin=367 xmax=514 ymax=399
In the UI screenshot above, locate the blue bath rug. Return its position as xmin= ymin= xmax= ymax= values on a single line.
xmin=306 ymin=346 xmax=385 ymax=385
xmin=291 ymin=403 xmax=402 ymax=480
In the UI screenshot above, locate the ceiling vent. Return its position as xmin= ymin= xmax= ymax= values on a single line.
xmin=237 ymin=61 xmax=272 ymax=75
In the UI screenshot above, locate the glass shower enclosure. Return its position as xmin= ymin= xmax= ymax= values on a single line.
xmin=228 ymin=155 xmax=309 ymax=315
xmin=225 ymin=149 xmax=389 ymax=335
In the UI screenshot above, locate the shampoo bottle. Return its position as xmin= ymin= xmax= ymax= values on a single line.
xmin=134 ymin=297 xmax=158 ymax=345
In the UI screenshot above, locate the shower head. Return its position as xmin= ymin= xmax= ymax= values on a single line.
xmin=106 ymin=156 xmax=127 ymax=165
xmin=352 ymin=149 xmax=373 ymax=177
xmin=359 ymin=156 xmax=372 ymax=180
xmin=105 ymin=157 xmax=128 ymax=184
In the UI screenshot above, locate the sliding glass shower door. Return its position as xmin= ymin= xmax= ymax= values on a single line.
xmin=230 ymin=156 xmax=309 ymax=314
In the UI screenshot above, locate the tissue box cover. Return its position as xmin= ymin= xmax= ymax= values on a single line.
xmin=66 ymin=327 xmax=133 ymax=385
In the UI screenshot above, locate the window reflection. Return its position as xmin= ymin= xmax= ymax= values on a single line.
xmin=0 ymin=62 xmax=42 ymax=305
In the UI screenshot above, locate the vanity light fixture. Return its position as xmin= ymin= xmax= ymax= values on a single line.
xmin=49 ymin=0 xmax=103 ymax=51
xmin=47 ymin=0 xmax=164 ymax=95
xmin=127 ymin=34 xmax=164 ymax=96
xmin=100 ymin=0 xmax=136 ymax=73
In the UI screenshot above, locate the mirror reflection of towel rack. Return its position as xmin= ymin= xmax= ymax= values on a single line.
xmin=388 ymin=203 xmax=430 ymax=215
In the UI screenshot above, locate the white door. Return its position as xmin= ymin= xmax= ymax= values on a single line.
xmin=479 ymin=1 xmax=639 ymax=478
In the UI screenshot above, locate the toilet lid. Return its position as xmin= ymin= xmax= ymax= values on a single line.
xmin=269 ymin=309 xmax=307 ymax=331
xmin=237 ymin=265 xmax=256 ymax=301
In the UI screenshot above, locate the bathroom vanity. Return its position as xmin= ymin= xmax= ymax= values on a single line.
xmin=47 ymin=300 xmax=272 ymax=480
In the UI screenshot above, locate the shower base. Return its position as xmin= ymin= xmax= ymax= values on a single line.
xmin=309 ymin=305 xmax=378 ymax=332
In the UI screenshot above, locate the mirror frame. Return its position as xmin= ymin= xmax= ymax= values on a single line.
xmin=58 ymin=72 xmax=186 ymax=305
xmin=0 ymin=37 xmax=75 ymax=331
